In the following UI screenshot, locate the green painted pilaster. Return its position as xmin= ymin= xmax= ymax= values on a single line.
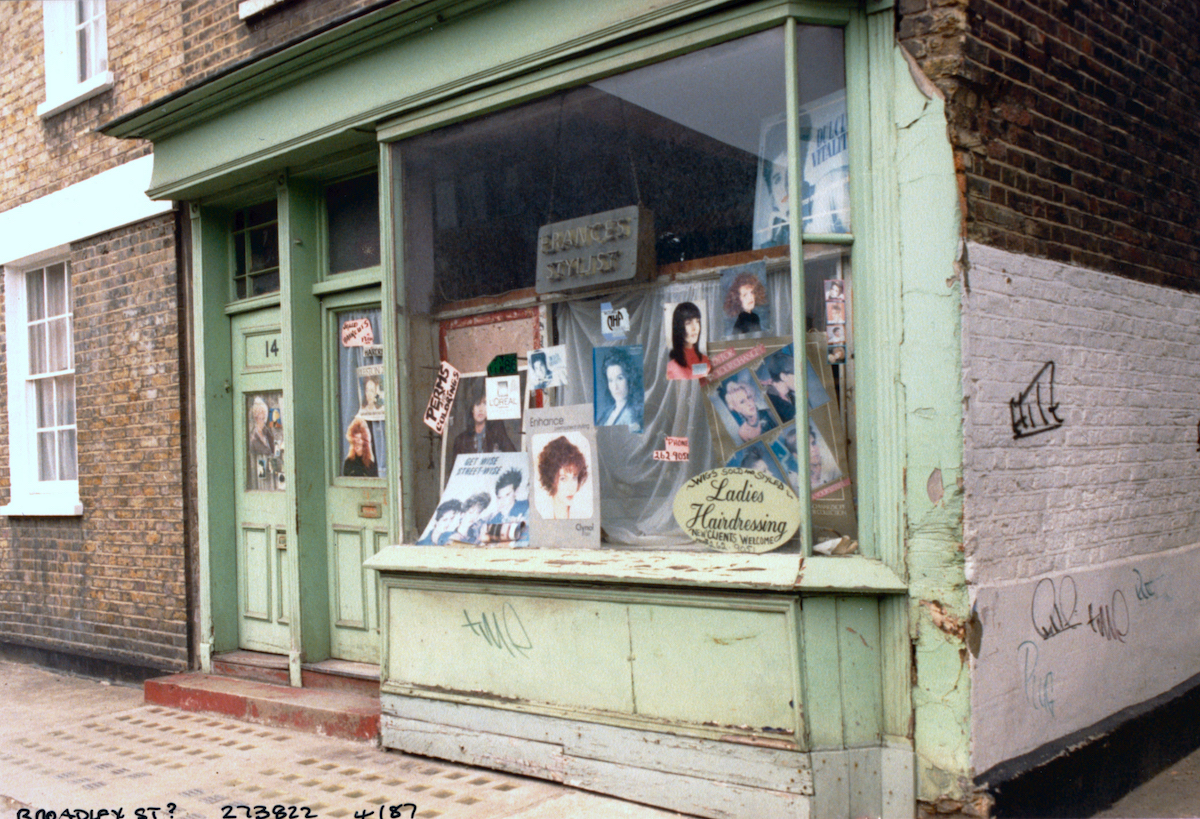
xmin=191 ymin=204 xmax=238 ymax=668
xmin=892 ymin=42 xmax=971 ymax=804
xmin=278 ymin=176 xmax=331 ymax=674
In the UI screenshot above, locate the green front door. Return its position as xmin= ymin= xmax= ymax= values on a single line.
xmin=231 ymin=308 xmax=291 ymax=654
xmin=325 ymin=293 xmax=390 ymax=663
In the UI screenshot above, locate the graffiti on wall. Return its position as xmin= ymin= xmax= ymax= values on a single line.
xmin=1010 ymin=361 xmax=1064 ymax=439
xmin=1014 ymin=565 xmax=1171 ymax=722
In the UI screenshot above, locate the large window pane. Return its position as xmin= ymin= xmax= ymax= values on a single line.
xmin=397 ymin=26 xmax=855 ymax=551
xmin=402 ymin=28 xmax=787 ymax=311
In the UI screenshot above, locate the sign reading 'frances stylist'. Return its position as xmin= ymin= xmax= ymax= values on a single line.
xmin=673 ymin=468 xmax=800 ymax=553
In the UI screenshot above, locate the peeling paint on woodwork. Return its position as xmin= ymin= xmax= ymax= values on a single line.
xmin=922 ymin=600 xmax=966 ymax=641
xmin=894 ymin=35 xmax=971 ymax=805
xmin=711 ymin=634 xmax=757 ymax=645
xmin=846 ymin=626 xmax=871 ymax=649
xmin=927 ymin=468 xmax=944 ymax=505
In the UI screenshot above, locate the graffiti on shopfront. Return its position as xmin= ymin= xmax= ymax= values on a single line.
xmin=462 ymin=601 xmax=533 ymax=658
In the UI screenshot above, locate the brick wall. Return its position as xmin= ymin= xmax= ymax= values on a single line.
xmin=181 ymin=0 xmax=394 ymax=83
xmin=0 ymin=215 xmax=189 ymax=672
xmin=0 ymin=1 xmax=185 ymax=212
xmin=962 ymin=241 xmax=1200 ymax=580
xmin=963 ymin=240 xmax=1200 ymax=773
xmin=898 ymin=0 xmax=1200 ymax=292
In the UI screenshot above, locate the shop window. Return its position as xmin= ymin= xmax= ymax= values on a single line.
xmin=232 ymin=201 xmax=280 ymax=299
xmin=2 ymin=258 xmax=81 ymax=516
xmin=38 ymin=0 xmax=112 ymax=119
xmin=398 ymin=25 xmax=854 ymax=552
xmin=326 ymin=174 xmax=381 ymax=274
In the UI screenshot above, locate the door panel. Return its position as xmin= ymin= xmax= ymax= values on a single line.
xmin=326 ymin=296 xmax=390 ymax=663
xmin=232 ymin=309 xmax=291 ymax=654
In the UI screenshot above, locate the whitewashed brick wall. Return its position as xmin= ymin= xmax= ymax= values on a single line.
xmin=963 ymin=243 xmax=1200 ymax=583
xmin=964 ymin=242 xmax=1200 ymax=773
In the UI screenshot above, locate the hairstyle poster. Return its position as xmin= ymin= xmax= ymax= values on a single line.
xmin=246 ymin=390 xmax=285 ymax=492
xmin=752 ymin=112 xmax=789 ymax=250
xmin=441 ymin=371 xmax=525 ymax=488
xmin=719 ymin=261 xmax=771 ymax=340
xmin=593 ymin=345 xmax=645 ymax=433
xmin=662 ymin=300 xmax=711 ymax=380
xmin=356 ymin=364 xmax=385 ymax=422
xmin=805 ymin=330 xmax=857 ymax=540
xmin=526 ymin=345 xmax=568 ymax=392
xmin=418 ymin=451 xmax=530 ymax=547
xmin=708 ymin=367 xmax=778 ymax=451
xmin=526 ymin=405 xmax=600 ymax=549
xmin=726 ymin=440 xmax=789 ymax=486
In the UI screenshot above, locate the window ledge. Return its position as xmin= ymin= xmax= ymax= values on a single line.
xmin=238 ymin=0 xmax=291 ymax=20
xmin=365 ymin=546 xmax=908 ymax=594
xmin=38 ymin=72 xmax=115 ymax=119
xmin=1 ymin=495 xmax=83 ymax=517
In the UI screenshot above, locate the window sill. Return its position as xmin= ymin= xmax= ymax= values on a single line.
xmin=0 ymin=495 xmax=84 ymax=517
xmin=365 ymin=546 xmax=908 ymax=594
xmin=38 ymin=72 xmax=115 ymax=119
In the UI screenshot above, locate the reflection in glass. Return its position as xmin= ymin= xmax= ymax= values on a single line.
xmin=26 ymin=269 xmax=45 ymax=321
xmin=401 ymin=27 xmax=796 ymax=310
xmin=327 ymin=175 xmax=381 ymax=274
xmin=232 ymin=201 xmax=280 ymax=299
xmin=38 ymin=432 xmax=55 ymax=482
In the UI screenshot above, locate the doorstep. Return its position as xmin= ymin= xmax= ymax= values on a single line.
xmin=144 ymin=652 xmax=381 ymax=742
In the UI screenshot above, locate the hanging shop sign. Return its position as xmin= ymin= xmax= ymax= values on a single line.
xmin=673 ymin=467 xmax=800 ymax=553
xmin=535 ymin=205 xmax=655 ymax=294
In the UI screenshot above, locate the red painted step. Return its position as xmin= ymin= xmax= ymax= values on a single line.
xmin=145 ymin=672 xmax=380 ymax=741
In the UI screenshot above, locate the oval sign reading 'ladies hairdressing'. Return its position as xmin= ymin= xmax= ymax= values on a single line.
xmin=673 ymin=468 xmax=801 ymax=553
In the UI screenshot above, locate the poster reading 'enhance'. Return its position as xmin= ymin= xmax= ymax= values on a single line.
xmin=527 ymin=405 xmax=600 ymax=549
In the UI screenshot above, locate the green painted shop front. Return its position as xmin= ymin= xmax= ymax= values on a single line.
xmin=105 ymin=1 xmax=965 ymax=816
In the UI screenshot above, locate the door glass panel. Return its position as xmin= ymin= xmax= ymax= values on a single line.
xmin=335 ymin=307 xmax=386 ymax=479
xmin=327 ymin=174 xmax=381 ymax=274
xmin=246 ymin=390 xmax=285 ymax=491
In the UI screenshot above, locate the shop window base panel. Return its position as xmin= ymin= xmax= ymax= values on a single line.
xmin=380 ymin=694 xmax=814 ymax=819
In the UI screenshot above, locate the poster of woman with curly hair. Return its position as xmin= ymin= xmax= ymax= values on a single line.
xmin=719 ymin=262 xmax=771 ymax=339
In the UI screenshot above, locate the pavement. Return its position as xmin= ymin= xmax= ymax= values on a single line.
xmin=1092 ymin=745 xmax=1200 ymax=819
xmin=0 ymin=660 xmax=686 ymax=819
xmin=5 ymin=658 xmax=1199 ymax=819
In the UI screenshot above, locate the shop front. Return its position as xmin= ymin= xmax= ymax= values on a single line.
xmin=105 ymin=1 xmax=963 ymax=815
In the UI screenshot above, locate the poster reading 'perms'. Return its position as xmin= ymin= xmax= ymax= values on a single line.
xmin=418 ymin=452 xmax=530 ymax=547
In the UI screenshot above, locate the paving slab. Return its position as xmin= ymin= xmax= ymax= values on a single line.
xmin=0 ymin=661 xmax=686 ymax=819
xmin=1092 ymin=744 xmax=1200 ymax=819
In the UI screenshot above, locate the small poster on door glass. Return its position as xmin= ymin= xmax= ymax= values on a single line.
xmin=356 ymin=364 xmax=385 ymax=422
xmin=246 ymin=391 xmax=285 ymax=492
